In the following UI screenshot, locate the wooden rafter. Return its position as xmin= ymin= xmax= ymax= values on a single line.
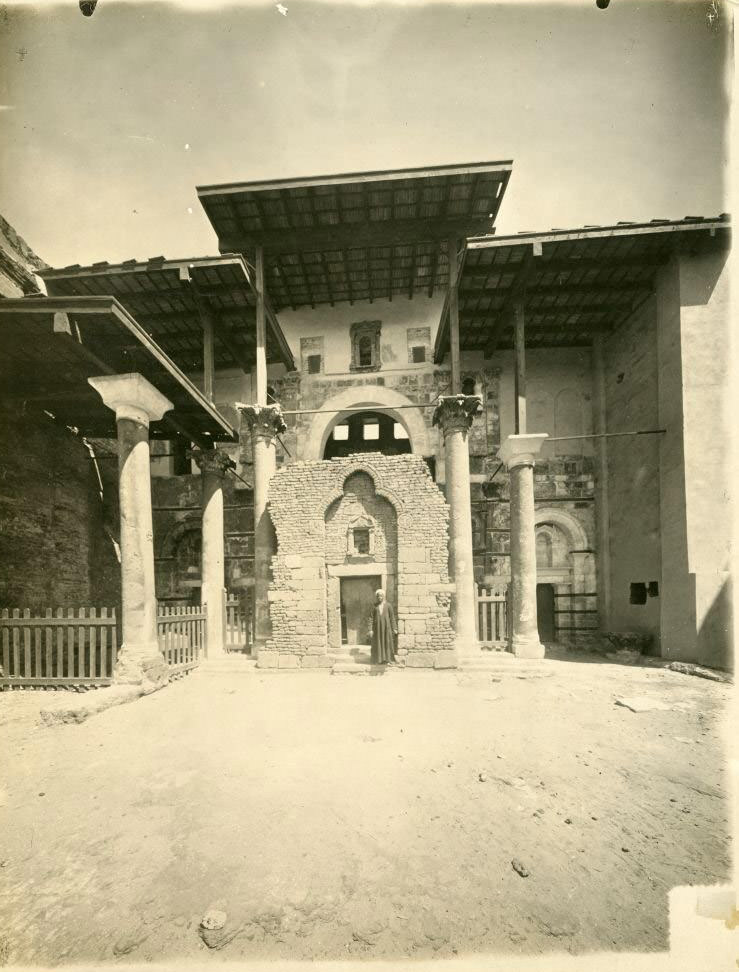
xmin=408 ymin=243 xmax=417 ymax=300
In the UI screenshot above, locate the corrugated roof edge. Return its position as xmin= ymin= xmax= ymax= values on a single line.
xmin=196 ymin=160 xmax=514 ymax=196
xmin=467 ymin=215 xmax=731 ymax=249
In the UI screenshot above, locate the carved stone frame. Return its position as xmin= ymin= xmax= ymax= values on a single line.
xmin=349 ymin=320 xmax=382 ymax=373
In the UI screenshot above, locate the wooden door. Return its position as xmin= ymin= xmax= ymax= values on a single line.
xmin=537 ymin=583 xmax=556 ymax=643
xmin=341 ymin=576 xmax=379 ymax=645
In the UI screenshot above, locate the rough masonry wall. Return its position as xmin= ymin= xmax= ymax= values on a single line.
xmin=263 ymin=453 xmax=454 ymax=669
xmin=0 ymin=410 xmax=120 ymax=608
xmin=603 ymin=295 xmax=662 ymax=646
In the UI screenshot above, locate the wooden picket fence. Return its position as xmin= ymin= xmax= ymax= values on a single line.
xmin=157 ymin=603 xmax=206 ymax=674
xmin=224 ymin=590 xmax=251 ymax=654
xmin=0 ymin=607 xmax=118 ymax=690
xmin=476 ymin=586 xmax=509 ymax=646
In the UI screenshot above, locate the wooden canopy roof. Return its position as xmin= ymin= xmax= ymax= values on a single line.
xmin=197 ymin=161 xmax=513 ymax=310
xmin=40 ymin=255 xmax=295 ymax=373
xmin=0 ymin=296 xmax=238 ymax=444
xmin=434 ymin=215 xmax=732 ymax=361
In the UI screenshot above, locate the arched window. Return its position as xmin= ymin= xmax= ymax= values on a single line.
xmin=462 ymin=376 xmax=476 ymax=396
xmin=323 ymin=411 xmax=412 ymax=460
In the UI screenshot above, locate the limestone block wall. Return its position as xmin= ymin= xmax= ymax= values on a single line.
xmin=263 ymin=453 xmax=455 ymax=669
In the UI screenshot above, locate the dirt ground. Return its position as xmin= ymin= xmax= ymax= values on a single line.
xmin=0 ymin=653 xmax=732 ymax=966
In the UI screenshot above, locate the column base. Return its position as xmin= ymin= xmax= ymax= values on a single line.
xmin=455 ymin=638 xmax=483 ymax=658
xmin=511 ymin=636 xmax=546 ymax=659
xmin=114 ymin=643 xmax=170 ymax=689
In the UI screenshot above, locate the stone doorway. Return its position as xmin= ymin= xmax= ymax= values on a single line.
xmin=537 ymin=583 xmax=556 ymax=643
xmin=341 ymin=575 xmax=380 ymax=646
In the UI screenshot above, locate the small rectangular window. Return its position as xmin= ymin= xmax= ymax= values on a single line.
xmin=393 ymin=423 xmax=409 ymax=440
xmin=353 ymin=528 xmax=370 ymax=555
xmin=333 ymin=424 xmax=349 ymax=441
xmin=307 ymin=354 xmax=322 ymax=374
xmin=411 ymin=346 xmax=426 ymax=363
xmin=630 ymin=582 xmax=647 ymax=605
xmin=363 ymin=422 xmax=380 ymax=441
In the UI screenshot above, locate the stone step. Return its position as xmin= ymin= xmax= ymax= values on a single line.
xmin=457 ymin=652 xmax=548 ymax=674
xmin=332 ymin=661 xmax=387 ymax=676
xmin=199 ymin=655 xmax=257 ymax=674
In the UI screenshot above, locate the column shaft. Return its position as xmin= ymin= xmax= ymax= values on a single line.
xmin=508 ymin=462 xmax=543 ymax=656
xmin=88 ymin=373 xmax=173 ymax=686
xmin=433 ymin=395 xmax=482 ymax=655
xmin=117 ymin=416 xmax=160 ymax=660
xmin=237 ymin=403 xmax=287 ymax=658
xmin=252 ymin=433 xmax=277 ymax=651
xmin=499 ymin=433 xmax=548 ymax=658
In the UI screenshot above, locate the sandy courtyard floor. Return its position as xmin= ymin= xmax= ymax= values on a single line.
xmin=0 ymin=655 xmax=732 ymax=965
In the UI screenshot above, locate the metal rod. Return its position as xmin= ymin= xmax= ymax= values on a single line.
xmin=227 ymin=467 xmax=253 ymax=490
xmin=281 ymin=403 xmax=440 ymax=416
xmin=546 ymin=429 xmax=666 ymax=442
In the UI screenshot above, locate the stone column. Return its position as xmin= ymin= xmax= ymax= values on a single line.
xmin=237 ymin=403 xmax=287 ymax=657
xmin=88 ymin=373 xmax=173 ymax=686
xmin=499 ymin=433 xmax=548 ymax=658
xmin=432 ymin=395 xmax=483 ymax=656
xmin=190 ymin=448 xmax=235 ymax=659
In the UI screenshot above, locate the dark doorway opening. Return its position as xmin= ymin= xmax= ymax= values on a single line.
xmin=537 ymin=583 xmax=556 ymax=643
xmin=341 ymin=575 xmax=380 ymax=646
xmin=323 ymin=411 xmax=412 ymax=460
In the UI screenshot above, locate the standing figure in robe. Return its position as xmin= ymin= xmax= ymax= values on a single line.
xmin=369 ymin=589 xmax=397 ymax=664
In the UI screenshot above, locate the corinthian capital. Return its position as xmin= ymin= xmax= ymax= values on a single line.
xmin=432 ymin=395 xmax=483 ymax=436
xmin=189 ymin=447 xmax=236 ymax=478
xmin=236 ymin=402 xmax=288 ymax=443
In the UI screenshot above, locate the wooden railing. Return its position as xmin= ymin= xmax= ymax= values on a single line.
xmin=476 ymin=586 xmax=508 ymax=646
xmin=0 ymin=607 xmax=118 ymax=690
xmin=224 ymin=591 xmax=250 ymax=654
xmin=157 ymin=603 xmax=206 ymax=673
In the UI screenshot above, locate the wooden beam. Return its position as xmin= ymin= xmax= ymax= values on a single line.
xmin=464 ymin=256 xmax=666 ymax=278
xmin=408 ymin=244 xmax=417 ymax=300
xmin=514 ymin=300 xmax=526 ymax=434
xmin=255 ymin=245 xmax=267 ymax=404
xmin=341 ymin=249 xmax=355 ymax=305
xmin=461 ymin=282 xmax=652 ymax=299
xmin=448 ymin=236 xmax=461 ymax=394
xmin=216 ymin=213 xmax=498 ymax=256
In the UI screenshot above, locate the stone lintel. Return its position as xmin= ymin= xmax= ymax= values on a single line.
xmin=498 ymin=433 xmax=549 ymax=469
xmin=189 ymin=447 xmax=236 ymax=478
xmin=431 ymin=395 xmax=483 ymax=435
xmin=88 ymin=373 xmax=173 ymax=427
xmin=236 ymin=402 xmax=288 ymax=442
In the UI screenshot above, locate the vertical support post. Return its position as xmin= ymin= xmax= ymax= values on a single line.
xmin=433 ymin=395 xmax=482 ymax=658
xmin=448 ymin=236 xmax=461 ymax=394
xmin=255 ymin=245 xmax=267 ymax=405
xmin=87 ymin=373 xmax=173 ymax=687
xmin=499 ymin=433 xmax=548 ymax=658
xmin=238 ymin=403 xmax=287 ymax=660
xmin=591 ymin=335 xmax=611 ymax=630
xmin=202 ymin=314 xmax=215 ymax=403
xmin=514 ymin=299 xmax=526 ymax=434
xmin=191 ymin=448 xmax=235 ymax=658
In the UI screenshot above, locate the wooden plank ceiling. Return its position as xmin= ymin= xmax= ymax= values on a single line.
xmin=436 ymin=215 xmax=731 ymax=359
xmin=0 ymin=297 xmax=237 ymax=444
xmin=40 ymin=256 xmax=295 ymax=373
xmin=197 ymin=161 xmax=513 ymax=311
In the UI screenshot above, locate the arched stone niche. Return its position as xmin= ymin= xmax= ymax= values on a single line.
xmin=263 ymin=453 xmax=454 ymax=669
